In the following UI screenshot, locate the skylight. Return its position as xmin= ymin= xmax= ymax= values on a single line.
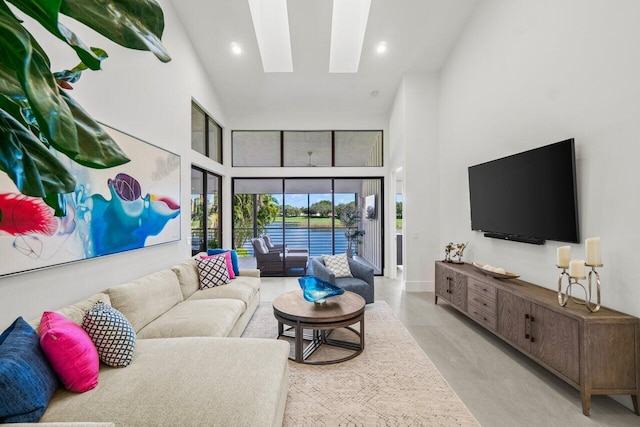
xmin=329 ymin=0 xmax=372 ymax=73
xmin=248 ymin=0 xmax=293 ymax=72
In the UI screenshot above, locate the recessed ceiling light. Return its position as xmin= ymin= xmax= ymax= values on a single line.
xmin=329 ymin=0 xmax=372 ymax=73
xmin=231 ymin=43 xmax=242 ymax=55
xmin=248 ymin=0 xmax=293 ymax=72
xmin=376 ymin=42 xmax=387 ymax=54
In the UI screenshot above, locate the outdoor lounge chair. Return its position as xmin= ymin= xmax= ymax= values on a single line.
xmin=252 ymin=238 xmax=308 ymax=274
xmin=262 ymin=235 xmax=309 ymax=254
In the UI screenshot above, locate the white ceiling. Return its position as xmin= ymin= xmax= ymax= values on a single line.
xmin=170 ymin=0 xmax=478 ymax=116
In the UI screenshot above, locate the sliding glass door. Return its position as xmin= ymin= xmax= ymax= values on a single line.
xmin=233 ymin=178 xmax=383 ymax=275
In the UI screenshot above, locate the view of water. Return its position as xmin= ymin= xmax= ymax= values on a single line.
xmin=239 ymin=226 xmax=350 ymax=257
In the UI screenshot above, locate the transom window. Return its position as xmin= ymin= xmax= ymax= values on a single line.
xmin=232 ymin=130 xmax=383 ymax=167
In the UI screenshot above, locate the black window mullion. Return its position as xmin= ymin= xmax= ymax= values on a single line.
xmin=280 ymin=131 xmax=284 ymax=167
xmin=331 ymin=179 xmax=336 ymax=254
xmin=202 ymin=170 xmax=208 ymax=251
xmin=331 ymin=131 xmax=336 ymax=167
xmin=204 ymin=116 xmax=210 ymax=158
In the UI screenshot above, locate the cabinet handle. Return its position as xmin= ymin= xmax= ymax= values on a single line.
xmin=482 ymin=302 xmax=487 ymax=306
xmin=530 ymin=316 xmax=535 ymax=322
xmin=525 ymin=333 xmax=530 ymax=339
xmin=524 ymin=313 xmax=529 ymax=320
xmin=530 ymin=336 xmax=535 ymax=343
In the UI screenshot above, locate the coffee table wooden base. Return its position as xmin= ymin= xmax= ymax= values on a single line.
xmin=275 ymin=312 xmax=364 ymax=365
xmin=272 ymin=290 xmax=366 ymax=365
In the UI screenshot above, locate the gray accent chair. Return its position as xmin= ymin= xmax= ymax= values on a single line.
xmin=311 ymin=257 xmax=374 ymax=304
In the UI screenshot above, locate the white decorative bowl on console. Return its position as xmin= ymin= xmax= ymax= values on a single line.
xmin=472 ymin=262 xmax=519 ymax=279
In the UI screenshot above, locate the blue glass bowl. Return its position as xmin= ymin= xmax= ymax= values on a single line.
xmin=298 ymin=276 xmax=344 ymax=303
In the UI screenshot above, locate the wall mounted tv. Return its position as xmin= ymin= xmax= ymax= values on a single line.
xmin=468 ymin=139 xmax=579 ymax=245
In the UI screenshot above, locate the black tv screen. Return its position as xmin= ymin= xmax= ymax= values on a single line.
xmin=468 ymin=139 xmax=579 ymax=244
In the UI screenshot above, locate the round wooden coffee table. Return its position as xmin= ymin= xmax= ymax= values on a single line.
xmin=272 ymin=290 xmax=365 ymax=365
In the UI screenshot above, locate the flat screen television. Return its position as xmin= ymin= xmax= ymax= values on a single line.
xmin=468 ymin=139 xmax=579 ymax=244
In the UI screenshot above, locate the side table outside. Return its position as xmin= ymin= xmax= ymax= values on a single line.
xmin=272 ymin=290 xmax=365 ymax=365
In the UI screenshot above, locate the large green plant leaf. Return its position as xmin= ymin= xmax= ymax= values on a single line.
xmin=60 ymin=0 xmax=171 ymax=62
xmin=0 ymin=108 xmax=75 ymax=199
xmin=54 ymin=48 xmax=108 ymax=87
xmin=6 ymin=0 xmax=104 ymax=70
xmin=0 ymin=10 xmax=79 ymax=156
xmin=60 ymin=91 xmax=130 ymax=168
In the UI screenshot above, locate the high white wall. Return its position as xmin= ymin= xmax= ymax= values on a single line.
xmin=387 ymin=74 xmax=440 ymax=291
xmin=0 ymin=0 xmax=225 ymax=328
xmin=438 ymin=0 xmax=640 ymax=318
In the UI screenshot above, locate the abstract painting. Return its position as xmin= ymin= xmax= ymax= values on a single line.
xmin=0 ymin=125 xmax=181 ymax=276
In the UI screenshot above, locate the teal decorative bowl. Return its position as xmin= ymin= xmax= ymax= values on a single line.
xmin=298 ymin=276 xmax=344 ymax=303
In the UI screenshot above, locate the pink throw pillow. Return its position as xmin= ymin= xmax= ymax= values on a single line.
xmin=201 ymin=252 xmax=235 ymax=279
xmin=39 ymin=312 xmax=99 ymax=393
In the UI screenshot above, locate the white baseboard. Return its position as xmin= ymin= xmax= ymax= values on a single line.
xmin=404 ymin=280 xmax=434 ymax=292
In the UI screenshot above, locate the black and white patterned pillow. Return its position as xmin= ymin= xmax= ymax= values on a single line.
xmin=197 ymin=256 xmax=231 ymax=289
xmin=82 ymin=301 xmax=136 ymax=368
xmin=322 ymin=254 xmax=353 ymax=278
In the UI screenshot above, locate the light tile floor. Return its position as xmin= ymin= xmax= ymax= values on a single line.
xmin=259 ymin=275 xmax=639 ymax=427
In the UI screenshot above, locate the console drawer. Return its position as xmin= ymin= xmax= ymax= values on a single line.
xmin=467 ymin=278 xmax=497 ymax=301
xmin=468 ymin=301 xmax=498 ymax=332
xmin=467 ymin=288 xmax=497 ymax=315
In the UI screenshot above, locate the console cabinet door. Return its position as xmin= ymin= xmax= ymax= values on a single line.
xmin=450 ymin=271 xmax=467 ymax=311
xmin=435 ymin=263 xmax=451 ymax=302
xmin=498 ymin=290 xmax=531 ymax=352
xmin=530 ymin=304 xmax=580 ymax=384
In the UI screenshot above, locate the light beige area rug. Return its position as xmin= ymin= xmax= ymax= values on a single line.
xmin=242 ymin=301 xmax=480 ymax=427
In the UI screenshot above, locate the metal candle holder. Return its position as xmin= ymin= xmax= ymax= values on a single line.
xmin=557 ymin=264 xmax=602 ymax=313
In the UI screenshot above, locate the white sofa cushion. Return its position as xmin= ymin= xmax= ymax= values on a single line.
xmin=40 ymin=338 xmax=290 ymax=427
xmin=188 ymin=275 xmax=260 ymax=307
xmin=29 ymin=293 xmax=111 ymax=332
xmin=106 ymin=270 xmax=183 ymax=333
xmin=171 ymin=259 xmax=200 ymax=299
xmin=136 ymin=299 xmax=245 ymax=339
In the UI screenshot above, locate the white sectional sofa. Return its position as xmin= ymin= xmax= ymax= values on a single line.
xmin=25 ymin=255 xmax=289 ymax=426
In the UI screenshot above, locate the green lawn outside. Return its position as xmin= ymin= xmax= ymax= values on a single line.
xmin=396 ymin=218 xmax=403 ymax=229
xmin=275 ymin=216 xmax=343 ymax=228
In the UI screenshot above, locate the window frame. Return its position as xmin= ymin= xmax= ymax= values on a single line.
xmin=231 ymin=130 xmax=384 ymax=167
xmin=191 ymin=165 xmax=222 ymax=255
xmin=191 ymin=101 xmax=223 ymax=163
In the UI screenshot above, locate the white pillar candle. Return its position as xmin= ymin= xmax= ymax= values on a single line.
xmin=570 ymin=259 xmax=585 ymax=278
xmin=557 ymin=246 xmax=571 ymax=268
xmin=585 ymin=237 xmax=601 ymax=265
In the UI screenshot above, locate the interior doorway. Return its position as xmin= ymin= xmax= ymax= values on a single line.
xmin=391 ymin=167 xmax=404 ymax=280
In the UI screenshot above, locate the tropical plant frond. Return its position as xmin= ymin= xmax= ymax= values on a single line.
xmin=60 ymin=0 xmax=171 ymax=62
xmin=59 ymin=91 xmax=130 ymax=168
xmin=6 ymin=0 xmax=105 ymax=70
xmin=0 ymin=108 xmax=76 ymax=200
xmin=0 ymin=10 xmax=80 ymax=155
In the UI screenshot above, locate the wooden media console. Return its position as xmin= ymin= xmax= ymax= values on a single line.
xmin=434 ymin=261 xmax=639 ymax=416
